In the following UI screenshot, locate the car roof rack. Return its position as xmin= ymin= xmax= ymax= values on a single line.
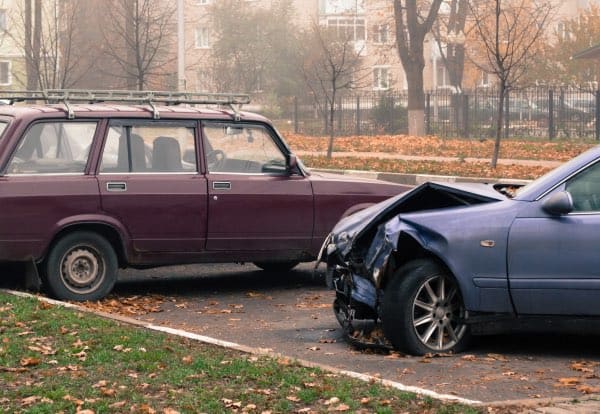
xmin=0 ymin=89 xmax=251 ymax=120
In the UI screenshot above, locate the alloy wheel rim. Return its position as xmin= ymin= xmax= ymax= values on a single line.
xmin=411 ymin=274 xmax=467 ymax=351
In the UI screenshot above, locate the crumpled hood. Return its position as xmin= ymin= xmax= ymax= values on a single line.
xmin=329 ymin=181 xmax=506 ymax=258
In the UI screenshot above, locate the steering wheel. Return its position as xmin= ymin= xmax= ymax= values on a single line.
xmin=206 ymin=149 xmax=225 ymax=171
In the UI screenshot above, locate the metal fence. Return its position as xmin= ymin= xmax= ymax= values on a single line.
xmin=277 ymin=88 xmax=600 ymax=140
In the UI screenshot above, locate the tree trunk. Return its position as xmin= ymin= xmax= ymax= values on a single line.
xmin=326 ymin=98 xmax=335 ymax=158
xmin=492 ymin=80 xmax=506 ymax=169
xmin=406 ymin=63 xmax=426 ymax=136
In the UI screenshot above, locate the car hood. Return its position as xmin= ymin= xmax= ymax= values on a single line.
xmin=328 ymin=181 xmax=506 ymax=258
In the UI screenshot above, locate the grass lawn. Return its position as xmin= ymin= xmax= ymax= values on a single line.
xmin=0 ymin=292 xmax=480 ymax=413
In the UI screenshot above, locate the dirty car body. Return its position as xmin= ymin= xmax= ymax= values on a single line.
xmin=321 ymin=146 xmax=600 ymax=354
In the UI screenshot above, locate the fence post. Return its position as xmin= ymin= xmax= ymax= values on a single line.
xmin=596 ymin=90 xmax=600 ymax=141
xmin=548 ymin=89 xmax=555 ymax=140
xmin=426 ymin=93 xmax=431 ymax=135
xmin=356 ymin=95 xmax=361 ymax=136
xmin=463 ymin=94 xmax=469 ymax=138
xmin=294 ymin=96 xmax=299 ymax=134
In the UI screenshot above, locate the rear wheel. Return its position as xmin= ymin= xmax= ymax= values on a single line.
xmin=43 ymin=231 xmax=118 ymax=301
xmin=253 ymin=261 xmax=299 ymax=272
xmin=382 ymin=259 xmax=470 ymax=355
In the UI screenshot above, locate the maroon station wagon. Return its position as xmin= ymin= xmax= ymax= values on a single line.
xmin=0 ymin=90 xmax=408 ymax=302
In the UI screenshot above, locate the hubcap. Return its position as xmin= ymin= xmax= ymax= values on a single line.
xmin=60 ymin=247 xmax=105 ymax=294
xmin=412 ymin=274 xmax=467 ymax=351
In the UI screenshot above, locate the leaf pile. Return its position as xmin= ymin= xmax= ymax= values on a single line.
xmin=77 ymin=294 xmax=165 ymax=316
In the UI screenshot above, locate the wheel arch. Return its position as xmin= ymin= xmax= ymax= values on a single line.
xmin=43 ymin=221 xmax=128 ymax=268
xmin=381 ymin=232 xmax=462 ymax=296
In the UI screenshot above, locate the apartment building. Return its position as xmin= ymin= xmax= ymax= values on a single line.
xmin=181 ymin=0 xmax=407 ymax=93
xmin=0 ymin=0 xmax=26 ymax=89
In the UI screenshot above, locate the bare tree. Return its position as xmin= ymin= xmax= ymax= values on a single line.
xmin=469 ymin=0 xmax=553 ymax=167
xmin=432 ymin=0 xmax=469 ymax=91
xmin=394 ymin=0 xmax=444 ymax=136
xmin=100 ymin=0 xmax=176 ymax=90
xmin=209 ymin=0 xmax=301 ymax=97
xmin=300 ymin=22 xmax=368 ymax=158
xmin=7 ymin=0 xmax=98 ymax=90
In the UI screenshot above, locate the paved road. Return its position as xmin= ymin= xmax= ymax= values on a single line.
xmin=110 ymin=263 xmax=600 ymax=406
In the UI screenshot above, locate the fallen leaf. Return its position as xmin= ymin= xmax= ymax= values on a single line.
xmin=20 ymin=357 xmax=41 ymax=367
xmin=555 ymin=377 xmax=580 ymax=387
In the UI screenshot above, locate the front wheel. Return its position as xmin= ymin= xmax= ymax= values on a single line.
xmin=43 ymin=231 xmax=118 ymax=301
xmin=253 ymin=261 xmax=299 ymax=272
xmin=381 ymin=259 xmax=470 ymax=355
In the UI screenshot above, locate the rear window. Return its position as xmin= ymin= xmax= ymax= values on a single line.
xmin=6 ymin=121 xmax=97 ymax=174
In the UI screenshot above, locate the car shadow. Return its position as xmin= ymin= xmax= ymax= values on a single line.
xmin=112 ymin=263 xmax=327 ymax=297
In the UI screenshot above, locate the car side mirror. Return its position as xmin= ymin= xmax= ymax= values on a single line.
xmin=542 ymin=191 xmax=573 ymax=216
xmin=287 ymin=154 xmax=298 ymax=173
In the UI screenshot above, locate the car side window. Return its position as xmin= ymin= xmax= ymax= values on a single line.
xmin=202 ymin=123 xmax=286 ymax=174
xmin=565 ymin=162 xmax=600 ymax=212
xmin=6 ymin=122 xmax=97 ymax=174
xmin=100 ymin=124 xmax=197 ymax=173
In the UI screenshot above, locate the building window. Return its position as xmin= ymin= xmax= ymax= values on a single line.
xmin=374 ymin=24 xmax=389 ymax=44
xmin=373 ymin=66 xmax=390 ymax=90
xmin=327 ymin=18 xmax=365 ymax=42
xmin=0 ymin=9 xmax=6 ymax=31
xmin=321 ymin=0 xmax=365 ymax=14
xmin=0 ymin=61 xmax=11 ymax=85
xmin=557 ymin=21 xmax=570 ymax=41
xmin=480 ymin=71 xmax=491 ymax=87
xmin=195 ymin=27 xmax=210 ymax=48
xmin=196 ymin=0 xmax=210 ymax=4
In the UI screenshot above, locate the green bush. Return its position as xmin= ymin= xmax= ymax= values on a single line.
xmin=372 ymin=95 xmax=408 ymax=134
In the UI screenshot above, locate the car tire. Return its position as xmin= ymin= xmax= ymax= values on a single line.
xmin=43 ymin=231 xmax=118 ymax=302
xmin=381 ymin=259 xmax=470 ymax=355
xmin=253 ymin=261 xmax=299 ymax=272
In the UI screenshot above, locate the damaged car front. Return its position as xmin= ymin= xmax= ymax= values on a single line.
xmin=320 ymin=181 xmax=519 ymax=355
xmin=321 ymin=145 xmax=600 ymax=355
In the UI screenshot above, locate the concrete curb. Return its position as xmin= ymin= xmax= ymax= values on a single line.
xmin=1 ymin=289 xmax=480 ymax=406
xmin=311 ymin=167 xmax=532 ymax=186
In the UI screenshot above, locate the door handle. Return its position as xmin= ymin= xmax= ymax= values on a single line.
xmin=212 ymin=181 xmax=231 ymax=190
xmin=106 ymin=182 xmax=127 ymax=192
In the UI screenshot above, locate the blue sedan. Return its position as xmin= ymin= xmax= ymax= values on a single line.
xmin=319 ymin=146 xmax=600 ymax=355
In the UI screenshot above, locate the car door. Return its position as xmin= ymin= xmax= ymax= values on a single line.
xmin=201 ymin=122 xmax=313 ymax=251
xmin=97 ymin=121 xmax=207 ymax=254
xmin=508 ymin=161 xmax=600 ymax=315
